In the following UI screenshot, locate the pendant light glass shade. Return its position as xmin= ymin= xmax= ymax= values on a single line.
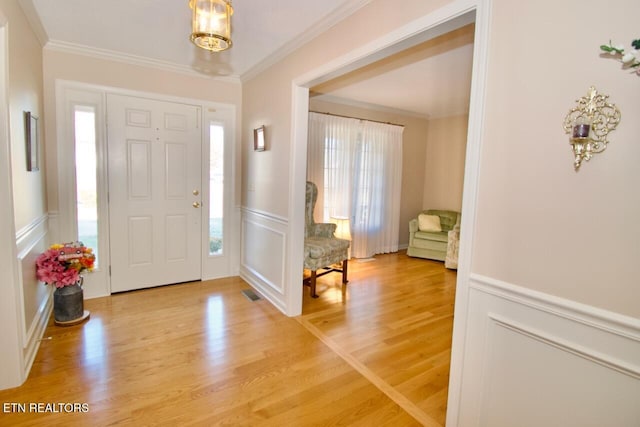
xmin=190 ymin=0 xmax=233 ymax=52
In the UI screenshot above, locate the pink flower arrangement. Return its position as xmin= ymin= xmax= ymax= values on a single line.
xmin=36 ymin=242 xmax=96 ymax=288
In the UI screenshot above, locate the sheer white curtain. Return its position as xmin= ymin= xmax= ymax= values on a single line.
xmin=307 ymin=112 xmax=359 ymax=221
xmin=351 ymin=121 xmax=403 ymax=257
xmin=307 ymin=112 xmax=403 ymax=258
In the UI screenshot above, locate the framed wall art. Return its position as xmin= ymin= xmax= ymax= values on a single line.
xmin=24 ymin=111 xmax=39 ymax=171
xmin=254 ymin=125 xmax=265 ymax=151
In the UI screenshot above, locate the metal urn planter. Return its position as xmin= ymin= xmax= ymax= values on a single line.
xmin=53 ymin=278 xmax=90 ymax=326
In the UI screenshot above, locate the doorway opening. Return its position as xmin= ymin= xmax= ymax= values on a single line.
xmin=288 ymin=4 xmax=490 ymax=425
xmin=306 ymin=22 xmax=474 ymax=264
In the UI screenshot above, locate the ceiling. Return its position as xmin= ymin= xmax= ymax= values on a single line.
xmin=25 ymin=0 xmax=474 ymax=117
xmin=311 ymin=24 xmax=475 ymax=118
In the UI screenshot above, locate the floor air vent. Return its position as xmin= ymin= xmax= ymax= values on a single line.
xmin=241 ymin=289 xmax=261 ymax=302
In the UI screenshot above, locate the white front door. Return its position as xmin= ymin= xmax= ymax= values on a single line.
xmin=107 ymin=94 xmax=202 ymax=292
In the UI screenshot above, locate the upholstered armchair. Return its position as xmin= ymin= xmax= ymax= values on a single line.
xmin=407 ymin=209 xmax=460 ymax=269
xmin=304 ymin=181 xmax=350 ymax=298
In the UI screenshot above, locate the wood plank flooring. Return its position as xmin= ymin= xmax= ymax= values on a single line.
xmin=0 ymin=252 xmax=455 ymax=426
xmin=300 ymin=252 xmax=457 ymax=426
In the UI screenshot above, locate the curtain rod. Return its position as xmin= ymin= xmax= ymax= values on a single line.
xmin=309 ymin=111 xmax=405 ymax=128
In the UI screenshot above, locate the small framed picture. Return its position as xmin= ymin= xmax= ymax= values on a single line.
xmin=254 ymin=125 xmax=265 ymax=151
xmin=25 ymin=111 xmax=39 ymax=171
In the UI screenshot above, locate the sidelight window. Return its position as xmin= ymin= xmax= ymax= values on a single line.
xmin=209 ymin=123 xmax=224 ymax=255
xmin=74 ymin=106 xmax=99 ymax=265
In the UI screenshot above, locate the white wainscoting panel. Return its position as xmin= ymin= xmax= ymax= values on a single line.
xmin=239 ymin=208 xmax=288 ymax=313
xmin=456 ymin=274 xmax=640 ymax=427
xmin=15 ymin=214 xmax=52 ymax=379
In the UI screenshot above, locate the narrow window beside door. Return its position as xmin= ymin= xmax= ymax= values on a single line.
xmin=74 ymin=106 xmax=99 ymax=265
xmin=209 ymin=123 xmax=224 ymax=255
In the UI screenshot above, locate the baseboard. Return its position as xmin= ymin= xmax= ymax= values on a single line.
xmin=239 ymin=268 xmax=286 ymax=314
xmin=22 ymin=295 xmax=52 ymax=380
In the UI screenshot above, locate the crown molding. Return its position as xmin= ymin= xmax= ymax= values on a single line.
xmin=311 ymin=93 xmax=471 ymax=120
xmin=310 ymin=93 xmax=432 ymax=120
xmin=240 ymin=0 xmax=372 ymax=82
xmin=18 ymin=0 xmax=49 ymax=47
xmin=44 ymin=40 xmax=241 ymax=84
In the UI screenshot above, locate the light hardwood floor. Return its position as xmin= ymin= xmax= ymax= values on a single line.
xmin=0 ymin=252 xmax=455 ymax=426
xmin=301 ymin=252 xmax=456 ymax=426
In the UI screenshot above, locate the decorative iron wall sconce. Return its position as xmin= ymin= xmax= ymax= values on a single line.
xmin=563 ymin=86 xmax=621 ymax=171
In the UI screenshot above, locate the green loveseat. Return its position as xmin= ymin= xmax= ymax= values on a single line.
xmin=407 ymin=209 xmax=460 ymax=268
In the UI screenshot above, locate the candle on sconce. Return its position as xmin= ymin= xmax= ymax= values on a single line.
xmin=572 ymin=116 xmax=591 ymax=139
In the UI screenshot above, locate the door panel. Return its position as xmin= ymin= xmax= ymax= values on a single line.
xmin=107 ymin=94 xmax=202 ymax=292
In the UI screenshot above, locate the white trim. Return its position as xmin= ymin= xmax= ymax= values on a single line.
xmin=240 ymin=206 xmax=289 ymax=225
xmin=21 ymin=296 xmax=51 ymax=383
xmin=41 ymin=1 xmax=373 ymax=85
xmin=45 ymin=40 xmax=241 ymax=84
xmin=240 ymin=218 xmax=287 ymax=295
xmin=239 ymin=209 xmax=289 ymax=314
xmin=47 ymin=210 xmax=60 ymax=246
xmin=292 ymin=1 xmax=477 ymax=88
xmin=14 ymin=219 xmax=51 ymax=379
xmin=0 ymin=13 xmax=26 ymax=390
xmin=55 ymin=79 xmax=238 ymax=112
xmin=239 ymin=268 xmax=286 ymax=314
xmin=311 ymin=93 xmax=432 ymax=120
xmin=445 ymin=1 xmax=491 ymax=425
xmin=240 ymin=0 xmax=373 ymax=82
xmin=17 ymin=0 xmax=48 ymax=47
xmin=26 ymin=0 xmax=369 ymax=84
xmin=471 ymin=274 xmax=640 ymax=340
xmin=15 ymin=216 xmax=49 ymax=343
xmin=488 ymin=313 xmax=640 ymax=380
xmin=15 ymin=213 xmax=48 ymax=244
xmin=54 ymin=80 xmax=239 ymax=297
xmin=458 ymin=276 xmax=640 ymax=425
xmin=55 ymin=84 xmax=110 ymax=297
xmin=286 ymin=84 xmax=309 ymax=317
xmin=201 ymin=105 xmax=238 ymax=280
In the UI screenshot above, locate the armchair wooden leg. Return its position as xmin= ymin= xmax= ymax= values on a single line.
xmin=342 ymin=259 xmax=348 ymax=285
xmin=310 ymin=270 xmax=318 ymax=298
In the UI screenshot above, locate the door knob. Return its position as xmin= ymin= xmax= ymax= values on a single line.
xmin=193 ymin=202 xmax=201 ymax=208
xmin=193 ymin=189 xmax=199 ymax=196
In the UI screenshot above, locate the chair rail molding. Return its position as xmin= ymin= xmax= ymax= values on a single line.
xmin=456 ymin=274 xmax=640 ymax=426
xmin=470 ymin=273 xmax=640 ymax=339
